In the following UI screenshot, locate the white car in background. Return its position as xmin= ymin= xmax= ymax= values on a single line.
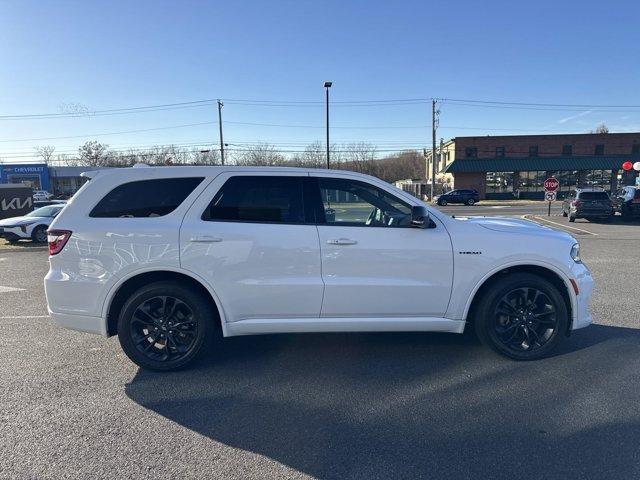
xmin=0 ymin=204 xmax=65 ymax=243
xmin=33 ymin=190 xmax=54 ymax=201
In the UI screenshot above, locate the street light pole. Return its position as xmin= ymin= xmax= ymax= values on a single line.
xmin=324 ymin=81 xmax=332 ymax=169
xmin=217 ymin=99 xmax=225 ymax=165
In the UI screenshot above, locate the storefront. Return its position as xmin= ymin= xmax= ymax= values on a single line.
xmin=446 ymin=156 xmax=639 ymax=200
xmin=0 ymin=164 xmax=51 ymax=191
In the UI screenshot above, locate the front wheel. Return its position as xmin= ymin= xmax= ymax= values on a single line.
xmin=569 ymin=214 xmax=576 ymax=222
xmin=474 ymin=273 xmax=568 ymax=360
xmin=31 ymin=225 xmax=48 ymax=243
xmin=117 ymin=282 xmax=217 ymax=371
xmin=466 ymin=198 xmax=475 ymax=206
xmin=438 ymin=199 xmax=447 ymax=206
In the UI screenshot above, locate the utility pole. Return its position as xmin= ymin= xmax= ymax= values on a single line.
xmin=324 ymin=81 xmax=332 ymax=169
xmin=217 ymin=99 xmax=225 ymax=165
xmin=430 ymin=99 xmax=438 ymax=201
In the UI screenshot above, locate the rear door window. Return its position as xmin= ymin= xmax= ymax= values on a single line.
xmin=90 ymin=177 xmax=204 ymax=218
xmin=578 ymin=192 xmax=609 ymax=201
xmin=202 ymin=176 xmax=306 ymax=224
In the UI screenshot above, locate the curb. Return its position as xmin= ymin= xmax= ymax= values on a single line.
xmin=0 ymin=246 xmax=48 ymax=253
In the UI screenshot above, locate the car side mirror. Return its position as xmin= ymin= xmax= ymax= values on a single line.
xmin=411 ymin=205 xmax=431 ymax=229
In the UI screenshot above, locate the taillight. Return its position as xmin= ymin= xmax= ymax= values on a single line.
xmin=47 ymin=229 xmax=72 ymax=256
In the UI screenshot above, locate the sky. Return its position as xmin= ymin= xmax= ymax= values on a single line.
xmin=1 ymin=0 xmax=640 ymax=163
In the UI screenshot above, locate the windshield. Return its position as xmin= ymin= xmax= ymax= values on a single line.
xmin=25 ymin=205 xmax=63 ymax=217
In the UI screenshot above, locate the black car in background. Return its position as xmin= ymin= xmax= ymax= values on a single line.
xmin=434 ymin=189 xmax=480 ymax=206
xmin=613 ymin=186 xmax=640 ymax=220
xmin=562 ymin=188 xmax=614 ymax=222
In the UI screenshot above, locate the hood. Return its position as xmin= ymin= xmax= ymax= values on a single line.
xmin=453 ymin=215 xmax=574 ymax=239
xmin=0 ymin=215 xmax=47 ymax=227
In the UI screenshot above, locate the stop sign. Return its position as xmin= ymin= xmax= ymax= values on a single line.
xmin=544 ymin=177 xmax=559 ymax=192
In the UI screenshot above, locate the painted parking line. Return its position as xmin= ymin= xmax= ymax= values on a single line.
xmin=0 ymin=286 xmax=26 ymax=293
xmin=0 ymin=315 xmax=50 ymax=319
xmin=529 ymin=215 xmax=598 ymax=236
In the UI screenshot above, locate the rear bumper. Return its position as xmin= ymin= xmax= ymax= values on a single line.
xmin=48 ymin=308 xmax=107 ymax=336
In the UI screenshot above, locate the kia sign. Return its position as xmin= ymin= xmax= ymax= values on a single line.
xmin=544 ymin=177 xmax=559 ymax=192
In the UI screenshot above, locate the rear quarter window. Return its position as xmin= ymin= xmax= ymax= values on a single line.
xmin=578 ymin=192 xmax=609 ymax=200
xmin=90 ymin=177 xmax=204 ymax=218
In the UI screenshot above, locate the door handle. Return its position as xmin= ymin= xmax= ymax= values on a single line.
xmin=327 ymin=238 xmax=358 ymax=245
xmin=190 ymin=235 xmax=223 ymax=243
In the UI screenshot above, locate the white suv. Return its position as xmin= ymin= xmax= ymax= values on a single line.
xmin=45 ymin=167 xmax=593 ymax=370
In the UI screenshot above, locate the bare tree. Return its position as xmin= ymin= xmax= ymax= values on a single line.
xmin=339 ymin=142 xmax=378 ymax=176
xmin=74 ymin=141 xmax=112 ymax=167
xmin=35 ymin=145 xmax=56 ymax=163
xmin=236 ymin=143 xmax=286 ymax=166
xmin=591 ymin=123 xmax=610 ymax=134
xmin=191 ymin=148 xmax=221 ymax=166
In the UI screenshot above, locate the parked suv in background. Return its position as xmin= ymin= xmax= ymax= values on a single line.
xmin=32 ymin=190 xmax=53 ymax=201
xmin=45 ymin=167 xmax=592 ymax=370
xmin=434 ymin=189 xmax=479 ymax=206
xmin=613 ymin=186 xmax=640 ymax=220
xmin=561 ymin=188 xmax=614 ymax=222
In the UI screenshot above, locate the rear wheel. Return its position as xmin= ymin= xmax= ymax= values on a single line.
xmin=466 ymin=198 xmax=475 ymax=206
xmin=568 ymin=214 xmax=576 ymax=222
xmin=562 ymin=209 xmax=568 ymax=217
xmin=31 ymin=225 xmax=48 ymax=243
xmin=474 ymin=273 xmax=568 ymax=360
xmin=117 ymin=282 xmax=217 ymax=371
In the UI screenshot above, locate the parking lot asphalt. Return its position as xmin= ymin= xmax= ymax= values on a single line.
xmin=1 ymin=204 xmax=640 ymax=479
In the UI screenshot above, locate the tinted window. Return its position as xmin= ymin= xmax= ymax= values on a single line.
xmin=203 ymin=176 xmax=305 ymax=223
xmin=578 ymin=191 xmax=609 ymax=200
xmin=318 ymin=177 xmax=411 ymax=227
xmin=90 ymin=177 xmax=203 ymax=218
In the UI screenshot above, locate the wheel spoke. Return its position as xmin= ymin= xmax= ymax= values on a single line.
xmin=129 ymin=295 xmax=198 ymax=363
xmin=493 ymin=286 xmax=559 ymax=354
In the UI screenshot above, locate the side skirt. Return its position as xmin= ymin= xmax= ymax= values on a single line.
xmin=224 ymin=316 xmax=466 ymax=337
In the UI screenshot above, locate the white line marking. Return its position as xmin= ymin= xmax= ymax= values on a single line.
xmin=531 ymin=216 xmax=598 ymax=236
xmin=0 ymin=286 xmax=26 ymax=293
xmin=0 ymin=315 xmax=50 ymax=319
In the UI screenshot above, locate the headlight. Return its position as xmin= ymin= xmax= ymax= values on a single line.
xmin=570 ymin=243 xmax=581 ymax=263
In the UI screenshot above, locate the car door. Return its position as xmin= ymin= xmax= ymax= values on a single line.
xmin=310 ymin=174 xmax=453 ymax=318
xmin=180 ymin=172 xmax=324 ymax=323
xmin=448 ymin=190 xmax=461 ymax=203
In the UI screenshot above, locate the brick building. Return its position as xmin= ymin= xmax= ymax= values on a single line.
xmin=426 ymin=132 xmax=640 ymax=199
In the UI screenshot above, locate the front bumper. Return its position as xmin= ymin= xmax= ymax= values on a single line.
xmin=0 ymin=227 xmax=29 ymax=241
xmin=571 ymin=263 xmax=594 ymax=330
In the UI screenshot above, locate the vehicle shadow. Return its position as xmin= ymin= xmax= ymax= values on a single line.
xmin=125 ymin=325 xmax=640 ymax=479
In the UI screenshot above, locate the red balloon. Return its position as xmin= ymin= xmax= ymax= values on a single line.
xmin=622 ymin=161 xmax=633 ymax=171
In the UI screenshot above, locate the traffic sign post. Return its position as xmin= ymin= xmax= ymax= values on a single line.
xmin=544 ymin=177 xmax=559 ymax=216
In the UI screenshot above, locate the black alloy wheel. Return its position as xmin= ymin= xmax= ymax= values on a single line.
xmin=130 ymin=296 xmax=198 ymax=363
xmin=118 ymin=282 xmax=216 ymax=370
xmin=474 ymin=272 xmax=568 ymax=360
xmin=490 ymin=287 xmax=557 ymax=355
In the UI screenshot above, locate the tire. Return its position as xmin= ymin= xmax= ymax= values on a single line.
xmin=562 ymin=209 xmax=568 ymax=217
xmin=568 ymin=214 xmax=576 ymax=223
xmin=31 ymin=225 xmax=48 ymax=243
xmin=117 ymin=281 xmax=217 ymax=371
xmin=438 ymin=199 xmax=447 ymax=206
xmin=466 ymin=198 xmax=475 ymax=206
xmin=473 ymin=272 xmax=569 ymax=360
